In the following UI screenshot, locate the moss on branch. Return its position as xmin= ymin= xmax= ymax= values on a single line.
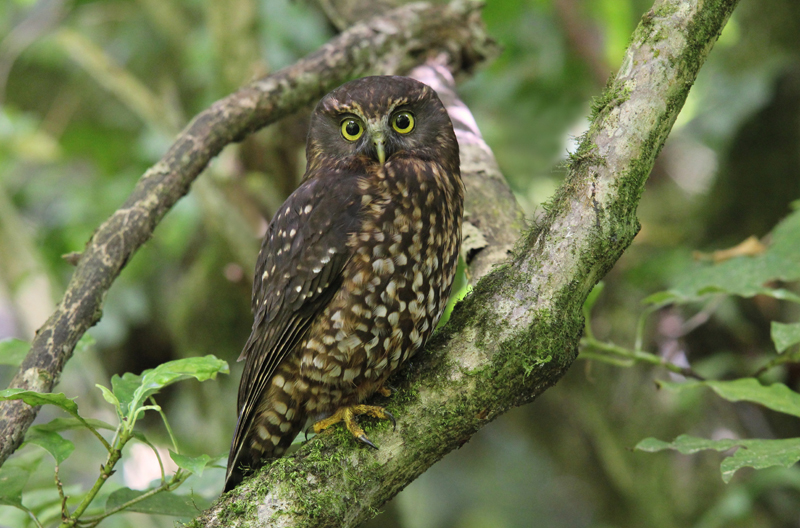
xmin=195 ymin=0 xmax=741 ymax=526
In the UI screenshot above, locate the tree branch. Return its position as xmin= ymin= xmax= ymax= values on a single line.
xmin=194 ymin=0 xmax=739 ymax=526
xmin=408 ymin=59 xmax=527 ymax=284
xmin=0 ymin=0 xmax=496 ymax=467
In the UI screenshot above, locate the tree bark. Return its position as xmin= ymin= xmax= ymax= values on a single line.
xmin=192 ymin=0 xmax=740 ymax=526
xmin=0 ymin=0 xmax=496 ymax=467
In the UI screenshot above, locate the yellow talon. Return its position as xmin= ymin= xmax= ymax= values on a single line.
xmin=311 ymin=404 xmax=396 ymax=449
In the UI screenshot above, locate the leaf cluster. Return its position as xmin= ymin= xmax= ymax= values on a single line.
xmin=0 ymin=341 xmax=228 ymax=528
xmin=582 ymin=203 xmax=800 ymax=482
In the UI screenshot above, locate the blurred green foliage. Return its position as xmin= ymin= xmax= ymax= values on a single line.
xmin=1 ymin=0 xmax=800 ymax=526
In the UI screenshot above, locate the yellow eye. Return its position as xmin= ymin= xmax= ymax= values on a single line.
xmin=392 ymin=111 xmax=415 ymax=134
xmin=341 ymin=119 xmax=364 ymax=141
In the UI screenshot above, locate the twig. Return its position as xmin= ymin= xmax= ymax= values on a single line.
xmin=580 ymin=337 xmax=706 ymax=380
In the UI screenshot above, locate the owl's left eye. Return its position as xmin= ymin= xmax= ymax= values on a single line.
xmin=341 ymin=119 xmax=364 ymax=141
xmin=392 ymin=111 xmax=415 ymax=134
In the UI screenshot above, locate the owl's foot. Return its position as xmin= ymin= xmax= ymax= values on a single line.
xmin=377 ymin=386 xmax=392 ymax=397
xmin=311 ymin=405 xmax=396 ymax=449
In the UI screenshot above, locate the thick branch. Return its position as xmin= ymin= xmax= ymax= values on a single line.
xmin=409 ymin=60 xmax=526 ymax=283
xmin=0 ymin=0 xmax=496 ymax=467
xmin=195 ymin=0 xmax=739 ymax=526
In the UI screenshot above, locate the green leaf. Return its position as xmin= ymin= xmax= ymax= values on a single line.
xmin=0 ymin=466 xmax=30 ymax=506
xmin=636 ymin=434 xmax=741 ymax=454
xmin=659 ymin=378 xmax=800 ymax=419
xmin=169 ymin=451 xmax=215 ymax=477
xmin=642 ymin=290 xmax=680 ymax=306
xmin=721 ymin=438 xmax=800 ymax=483
xmin=75 ymin=333 xmax=97 ymax=354
xmin=128 ymin=356 xmax=229 ymax=416
xmin=31 ymin=417 xmax=115 ymax=434
xmin=96 ymin=384 xmax=122 ymax=416
xmin=24 ymin=429 xmax=75 ymax=465
xmin=0 ymin=389 xmax=79 ymax=416
xmin=636 ymin=434 xmax=800 ymax=483
xmin=104 ymin=487 xmax=211 ymax=517
xmin=111 ymin=372 xmax=142 ymax=416
xmin=0 ymin=339 xmax=28 ymax=366
xmin=646 ymin=208 xmax=800 ymax=305
xmin=772 ymin=322 xmax=800 ymax=353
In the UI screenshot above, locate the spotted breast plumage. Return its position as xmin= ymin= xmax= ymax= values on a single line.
xmin=224 ymin=75 xmax=463 ymax=492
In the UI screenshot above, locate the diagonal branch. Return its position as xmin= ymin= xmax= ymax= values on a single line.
xmin=0 ymin=0 xmax=497 ymax=467
xmin=194 ymin=0 xmax=740 ymax=526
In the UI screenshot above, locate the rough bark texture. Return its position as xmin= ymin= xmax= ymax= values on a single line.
xmin=409 ymin=60 xmax=527 ymax=284
xmin=0 ymin=0 xmax=496 ymax=467
xmin=192 ymin=0 xmax=739 ymax=526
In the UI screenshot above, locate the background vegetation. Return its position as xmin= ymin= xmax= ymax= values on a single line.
xmin=1 ymin=0 xmax=799 ymax=526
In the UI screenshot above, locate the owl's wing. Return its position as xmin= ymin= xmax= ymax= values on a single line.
xmin=227 ymin=173 xmax=361 ymax=480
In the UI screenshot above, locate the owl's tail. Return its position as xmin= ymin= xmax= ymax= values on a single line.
xmin=224 ymin=385 xmax=305 ymax=492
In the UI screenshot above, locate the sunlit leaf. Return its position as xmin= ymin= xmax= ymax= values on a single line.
xmin=772 ymin=322 xmax=800 ymax=353
xmin=128 ymin=356 xmax=229 ymax=415
xmin=111 ymin=371 xmax=142 ymax=416
xmin=636 ymin=434 xmax=800 ymax=483
xmin=0 ymin=390 xmax=79 ymax=416
xmin=0 ymin=339 xmax=28 ymax=367
xmin=24 ymin=430 xmax=75 ymax=465
xmin=659 ymin=378 xmax=800 ymax=419
xmin=96 ymin=384 xmax=122 ymax=417
xmin=104 ymin=487 xmax=211 ymax=517
xmin=169 ymin=451 xmax=216 ymax=477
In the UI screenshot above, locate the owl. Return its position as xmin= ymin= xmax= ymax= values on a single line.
xmin=225 ymin=75 xmax=463 ymax=492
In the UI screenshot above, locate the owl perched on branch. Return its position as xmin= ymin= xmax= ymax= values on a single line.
xmin=225 ymin=75 xmax=463 ymax=492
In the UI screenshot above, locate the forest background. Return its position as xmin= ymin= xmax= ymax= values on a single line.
xmin=1 ymin=0 xmax=800 ymax=527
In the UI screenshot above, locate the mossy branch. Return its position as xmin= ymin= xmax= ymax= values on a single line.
xmin=0 ymin=0 xmax=496 ymax=467
xmin=194 ymin=0 xmax=739 ymax=526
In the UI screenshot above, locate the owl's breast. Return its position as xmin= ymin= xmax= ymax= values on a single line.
xmin=295 ymin=158 xmax=463 ymax=402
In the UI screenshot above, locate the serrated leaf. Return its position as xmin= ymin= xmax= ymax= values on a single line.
xmin=659 ymin=378 xmax=800 ymax=419
xmin=772 ymin=322 xmax=800 ymax=353
xmin=721 ymin=438 xmax=800 ymax=482
xmin=0 ymin=339 xmax=28 ymax=366
xmin=169 ymin=451 xmax=215 ymax=477
xmin=0 ymin=466 xmax=30 ymax=506
xmin=128 ymin=356 xmax=229 ymax=415
xmin=636 ymin=434 xmax=800 ymax=483
xmin=646 ymin=208 xmax=800 ymax=305
xmin=104 ymin=487 xmax=210 ymax=517
xmin=24 ymin=430 xmax=74 ymax=465
xmin=0 ymin=389 xmax=79 ymax=416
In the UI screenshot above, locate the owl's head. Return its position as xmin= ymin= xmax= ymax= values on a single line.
xmin=306 ymin=76 xmax=458 ymax=174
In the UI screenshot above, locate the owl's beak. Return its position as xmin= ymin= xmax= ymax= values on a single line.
xmin=374 ymin=139 xmax=386 ymax=165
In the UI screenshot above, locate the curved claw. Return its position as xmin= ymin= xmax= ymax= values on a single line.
xmin=384 ymin=410 xmax=397 ymax=431
xmin=358 ymin=435 xmax=379 ymax=450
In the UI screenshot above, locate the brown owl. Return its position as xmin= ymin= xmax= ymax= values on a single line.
xmin=225 ymin=75 xmax=463 ymax=492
